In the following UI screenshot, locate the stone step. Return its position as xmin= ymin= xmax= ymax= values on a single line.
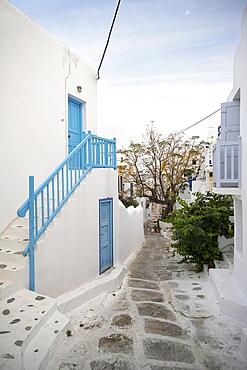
xmin=0 ymin=233 xmax=28 ymax=243
xmin=0 ymin=235 xmax=28 ymax=289
xmin=0 ymin=216 xmax=54 ymax=247
xmin=0 ymin=289 xmax=57 ymax=369
xmin=11 ymin=218 xmax=29 ymax=228
xmin=0 ymin=238 xmax=27 ymax=253
xmin=23 ymin=310 xmax=70 ymax=370
xmin=214 ymin=258 xmax=229 ymax=269
xmin=1 ymin=228 xmax=28 ymax=243
xmin=214 ymin=245 xmax=234 ymax=270
xmin=0 ymin=249 xmax=27 ymax=265
xmin=0 ymin=279 xmax=18 ymax=301
xmin=0 ymin=260 xmax=28 ymax=288
xmin=223 ymin=250 xmax=234 ymax=270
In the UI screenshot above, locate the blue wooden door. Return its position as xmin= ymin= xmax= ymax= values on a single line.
xmin=99 ymin=198 xmax=113 ymax=274
xmin=68 ymin=96 xmax=82 ymax=153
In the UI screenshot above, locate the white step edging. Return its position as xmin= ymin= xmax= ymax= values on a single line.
xmin=209 ymin=268 xmax=247 ymax=319
xmin=0 ymin=289 xmax=57 ymax=370
xmin=23 ymin=311 xmax=70 ymax=370
xmin=57 ymin=264 xmax=127 ymax=314
xmin=56 ymin=243 xmax=142 ymax=314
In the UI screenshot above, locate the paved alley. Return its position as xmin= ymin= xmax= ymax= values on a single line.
xmin=47 ymin=234 xmax=247 ymax=370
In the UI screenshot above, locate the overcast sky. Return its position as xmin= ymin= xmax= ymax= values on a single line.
xmin=10 ymin=0 xmax=247 ymax=146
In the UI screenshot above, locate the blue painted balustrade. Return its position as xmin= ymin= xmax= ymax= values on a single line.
xmin=17 ymin=132 xmax=117 ymax=291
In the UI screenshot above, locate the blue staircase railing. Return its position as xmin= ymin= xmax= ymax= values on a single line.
xmin=17 ymin=131 xmax=117 ymax=291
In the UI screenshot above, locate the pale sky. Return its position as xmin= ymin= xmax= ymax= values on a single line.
xmin=10 ymin=0 xmax=247 ymax=146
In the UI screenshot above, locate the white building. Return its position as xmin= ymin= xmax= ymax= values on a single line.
xmin=211 ymin=6 xmax=247 ymax=360
xmin=0 ymin=0 xmax=144 ymax=295
xmin=0 ymin=2 xmax=144 ymax=366
xmin=191 ymin=128 xmax=215 ymax=196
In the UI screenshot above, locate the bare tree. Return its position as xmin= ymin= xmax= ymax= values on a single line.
xmin=119 ymin=125 xmax=207 ymax=217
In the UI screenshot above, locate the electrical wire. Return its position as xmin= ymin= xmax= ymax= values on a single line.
xmin=97 ymin=0 xmax=122 ymax=80
xmin=177 ymin=108 xmax=221 ymax=134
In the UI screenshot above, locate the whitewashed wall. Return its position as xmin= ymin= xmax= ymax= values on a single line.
xmin=192 ymin=180 xmax=207 ymax=195
xmin=117 ymin=202 xmax=144 ymax=264
xmin=35 ymin=169 xmax=144 ymax=297
xmin=0 ymin=0 xmax=97 ymax=231
xmin=227 ymin=7 xmax=247 ymax=299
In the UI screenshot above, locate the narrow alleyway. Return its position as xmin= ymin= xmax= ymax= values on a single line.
xmin=47 ymin=234 xmax=247 ymax=370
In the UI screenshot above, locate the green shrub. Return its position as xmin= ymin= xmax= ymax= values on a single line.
xmin=169 ymin=192 xmax=234 ymax=272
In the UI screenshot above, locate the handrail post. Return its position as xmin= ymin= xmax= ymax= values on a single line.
xmin=88 ymin=131 xmax=92 ymax=168
xmin=96 ymin=140 xmax=100 ymax=165
xmin=28 ymin=176 xmax=35 ymax=291
xmin=113 ymin=138 xmax=117 ymax=170
xmin=81 ymin=130 xmax=86 ymax=166
xmin=104 ymin=141 xmax=109 ymax=166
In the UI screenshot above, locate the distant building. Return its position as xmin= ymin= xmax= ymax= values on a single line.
xmin=191 ymin=129 xmax=215 ymax=197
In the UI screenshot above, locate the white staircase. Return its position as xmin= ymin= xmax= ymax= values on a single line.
xmin=0 ymin=134 xmax=117 ymax=368
xmin=0 ymin=215 xmax=70 ymax=369
xmin=0 ymin=289 xmax=69 ymax=370
xmin=0 ymin=217 xmax=29 ymax=299
xmin=214 ymin=244 xmax=234 ymax=270
xmin=0 ymin=179 xmax=65 ymax=297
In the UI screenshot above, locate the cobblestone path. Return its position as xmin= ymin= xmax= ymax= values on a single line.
xmin=47 ymin=234 xmax=247 ymax=370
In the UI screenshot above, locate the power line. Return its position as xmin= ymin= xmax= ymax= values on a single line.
xmin=177 ymin=108 xmax=221 ymax=134
xmin=97 ymin=0 xmax=122 ymax=80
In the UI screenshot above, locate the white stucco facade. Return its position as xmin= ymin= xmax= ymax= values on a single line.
xmin=0 ymin=0 xmax=145 ymax=301
xmin=35 ymin=169 xmax=144 ymax=297
xmin=210 ymin=9 xmax=247 ymax=355
xmin=118 ymin=201 xmax=144 ymax=263
xmin=225 ymin=7 xmax=247 ymax=300
xmin=191 ymin=131 xmax=215 ymax=199
xmin=0 ymin=0 xmax=97 ymax=231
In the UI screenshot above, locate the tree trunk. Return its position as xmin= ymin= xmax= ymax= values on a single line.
xmin=163 ymin=199 xmax=175 ymax=218
xmin=150 ymin=202 xmax=162 ymax=230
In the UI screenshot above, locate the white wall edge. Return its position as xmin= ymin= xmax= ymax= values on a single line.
xmin=209 ymin=268 xmax=247 ymax=320
xmin=212 ymin=187 xmax=241 ymax=197
xmin=240 ymin=327 xmax=247 ymax=361
xmin=56 ymin=245 xmax=142 ymax=314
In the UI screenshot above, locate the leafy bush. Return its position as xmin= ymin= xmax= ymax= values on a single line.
xmin=119 ymin=196 xmax=139 ymax=208
xmin=168 ymin=192 xmax=234 ymax=271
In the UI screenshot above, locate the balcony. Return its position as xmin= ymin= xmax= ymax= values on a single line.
xmin=213 ymin=137 xmax=241 ymax=191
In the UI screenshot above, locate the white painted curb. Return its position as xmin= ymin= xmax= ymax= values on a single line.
xmin=56 ymin=244 xmax=142 ymax=314
xmin=57 ymin=265 xmax=127 ymax=313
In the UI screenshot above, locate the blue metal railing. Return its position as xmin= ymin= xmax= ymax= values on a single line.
xmin=17 ymin=131 xmax=117 ymax=291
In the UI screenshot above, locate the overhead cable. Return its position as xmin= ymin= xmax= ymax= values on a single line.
xmin=97 ymin=0 xmax=122 ymax=80
xmin=177 ymin=108 xmax=221 ymax=134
